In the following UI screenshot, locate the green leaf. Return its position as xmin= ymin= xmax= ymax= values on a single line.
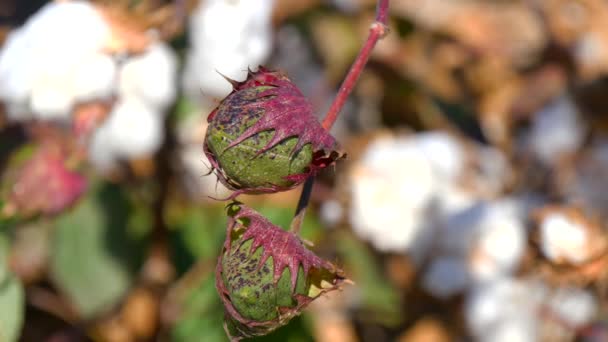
xmin=0 ymin=231 xmax=24 ymax=342
xmin=336 ymin=231 xmax=402 ymax=326
xmin=0 ymin=274 xmax=24 ymax=342
xmin=50 ymin=184 xmax=143 ymax=318
xmin=170 ymin=267 xmax=228 ymax=342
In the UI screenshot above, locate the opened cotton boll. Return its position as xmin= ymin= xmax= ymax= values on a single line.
xmin=466 ymin=278 xmax=547 ymax=342
xmin=547 ymin=287 xmax=597 ymax=328
xmin=421 ymin=256 xmax=469 ymax=299
xmin=348 ymin=133 xmax=437 ymax=255
xmin=347 ymin=132 xmax=475 ymax=257
xmin=466 ymin=200 xmax=527 ymax=283
xmin=118 ymin=42 xmax=177 ymax=110
xmin=527 ymin=94 xmax=586 ymax=166
xmin=0 ymin=1 xmax=113 ymax=122
xmin=535 ymin=206 xmax=607 ymax=266
xmin=182 ymin=0 xmax=274 ymax=100
xmin=88 ymin=98 xmax=163 ymax=171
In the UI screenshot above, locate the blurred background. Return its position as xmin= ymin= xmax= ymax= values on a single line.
xmin=1 ymin=0 xmax=608 ymax=341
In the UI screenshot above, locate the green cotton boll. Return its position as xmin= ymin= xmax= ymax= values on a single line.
xmin=203 ymin=68 xmax=341 ymax=198
xmin=221 ymin=239 xmax=308 ymax=322
xmin=206 ymin=116 xmax=313 ymax=190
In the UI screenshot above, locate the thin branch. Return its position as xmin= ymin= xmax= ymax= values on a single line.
xmin=291 ymin=0 xmax=390 ymax=234
xmin=321 ymin=0 xmax=390 ymax=130
xmin=290 ymin=176 xmax=315 ymax=234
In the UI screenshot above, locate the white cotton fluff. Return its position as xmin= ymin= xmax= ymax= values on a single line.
xmin=70 ymin=52 xmax=117 ymax=102
xmin=422 ymin=256 xmax=469 ymax=298
xmin=437 ymin=199 xmax=526 ymax=283
xmin=539 ymin=212 xmax=590 ymax=265
xmin=528 ymin=94 xmax=586 ymax=166
xmin=469 ymin=201 xmax=526 ymax=283
xmin=349 ymin=132 xmax=470 ymax=255
xmin=547 ymin=288 xmax=597 ymax=327
xmin=119 ymin=42 xmax=178 ymax=110
xmin=0 ymin=1 xmax=112 ymax=121
xmin=415 ymin=132 xmax=466 ymax=183
xmin=88 ymin=98 xmax=163 ymax=170
xmin=349 ymin=135 xmax=436 ymax=253
xmin=466 ymin=279 xmax=546 ymax=342
xmin=182 ymin=0 xmax=274 ymax=99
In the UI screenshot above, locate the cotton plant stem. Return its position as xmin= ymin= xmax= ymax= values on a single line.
xmin=291 ymin=0 xmax=390 ymax=234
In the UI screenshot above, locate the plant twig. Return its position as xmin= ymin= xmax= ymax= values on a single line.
xmin=291 ymin=0 xmax=390 ymax=234
xmin=321 ymin=0 xmax=390 ymax=130
xmin=290 ymin=176 xmax=315 ymax=234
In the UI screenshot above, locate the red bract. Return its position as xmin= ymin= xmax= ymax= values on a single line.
xmin=204 ymin=67 xmax=343 ymax=199
xmin=216 ymin=203 xmax=345 ymax=340
xmin=7 ymin=147 xmax=86 ymax=216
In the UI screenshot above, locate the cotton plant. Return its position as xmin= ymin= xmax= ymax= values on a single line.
xmin=0 ymin=1 xmax=178 ymax=172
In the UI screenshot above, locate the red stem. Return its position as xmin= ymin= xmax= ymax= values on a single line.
xmin=321 ymin=0 xmax=390 ymax=130
xmin=291 ymin=0 xmax=389 ymax=233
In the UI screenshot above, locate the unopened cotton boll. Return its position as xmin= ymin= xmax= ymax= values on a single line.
xmin=0 ymin=1 xmax=111 ymax=121
xmin=118 ymin=42 xmax=177 ymax=110
xmin=422 ymin=256 xmax=469 ymax=298
xmin=182 ymin=0 xmax=274 ymax=99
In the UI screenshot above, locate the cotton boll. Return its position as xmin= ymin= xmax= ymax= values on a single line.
xmin=528 ymin=94 xmax=586 ymax=166
xmin=480 ymin=317 xmax=537 ymax=342
xmin=182 ymin=0 xmax=274 ymax=99
xmin=415 ymin=132 xmax=465 ymax=183
xmin=547 ymin=288 xmax=597 ymax=327
xmin=466 ymin=278 xmax=546 ymax=341
xmin=29 ymin=58 xmax=76 ymax=121
xmin=70 ymin=53 xmax=117 ymax=102
xmin=540 ymin=213 xmax=587 ymax=264
xmin=0 ymin=30 xmax=33 ymax=104
xmin=469 ymin=201 xmax=526 ymax=283
xmin=349 ymin=135 xmax=437 ymax=254
xmin=0 ymin=1 xmax=111 ymax=121
xmin=536 ymin=206 xmax=608 ymax=266
xmin=88 ymin=98 xmax=163 ymax=171
xmin=103 ymin=98 xmax=163 ymax=158
xmin=88 ymin=121 xmax=119 ymax=171
xmin=118 ymin=42 xmax=177 ymax=110
xmin=422 ymin=256 xmax=469 ymax=299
